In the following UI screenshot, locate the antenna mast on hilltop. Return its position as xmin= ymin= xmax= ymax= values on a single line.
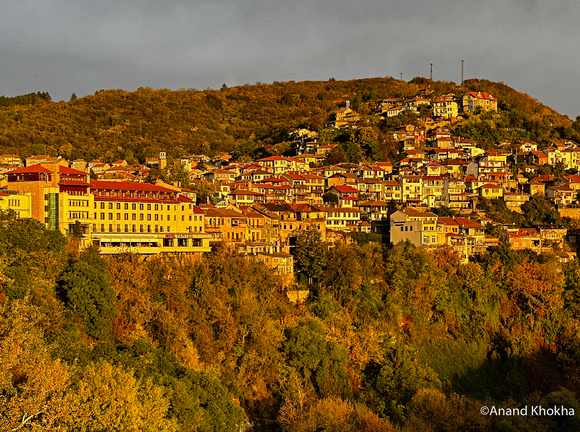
xmin=430 ymin=63 xmax=433 ymax=80
xmin=461 ymin=59 xmax=464 ymax=86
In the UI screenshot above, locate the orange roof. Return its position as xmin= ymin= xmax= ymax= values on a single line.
xmin=465 ymin=91 xmax=497 ymax=101
xmin=90 ymin=180 xmax=176 ymax=193
xmin=7 ymin=164 xmax=52 ymax=174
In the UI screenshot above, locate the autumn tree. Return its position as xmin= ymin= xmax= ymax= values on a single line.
xmin=60 ymin=360 xmax=177 ymax=432
xmin=0 ymin=300 xmax=71 ymax=431
xmin=278 ymin=397 xmax=396 ymax=432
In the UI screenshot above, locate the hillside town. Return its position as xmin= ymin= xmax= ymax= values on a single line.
xmin=0 ymin=90 xmax=578 ymax=283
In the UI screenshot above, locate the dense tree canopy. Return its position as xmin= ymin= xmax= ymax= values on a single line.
xmin=0 ymin=78 xmax=571 ymax=162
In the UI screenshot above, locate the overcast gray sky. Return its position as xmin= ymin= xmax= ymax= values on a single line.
xmin=1 ymin=0 xmax=578 ymax=118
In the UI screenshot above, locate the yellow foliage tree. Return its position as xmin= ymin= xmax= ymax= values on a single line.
xmin=0 ymin=300 xmax=71 ymax=431
xmin=60 ymin=361 xmax=177 ymax=432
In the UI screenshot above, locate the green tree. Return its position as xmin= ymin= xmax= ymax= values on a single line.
xmin=554 ymin=160 xmax=567 ymax=178
xmin=190 ymin=179 xmax=217 ymax=204
xmin=283 ymin=318 xmax=350 ymax=398
xmin=322 ymin=191 xmax=339 ymax=205
xmin=364 ymin=345 xmax=442 ymax=424
xmin=59 ymin=260 xmax=117 ymax=340
xmin=0 ymin=213 xmax=67 ymax=299
xmin=522 ymin=194 xmax=561 ymax=226
xmin=293 ymin=227 xmax=327 ymax=284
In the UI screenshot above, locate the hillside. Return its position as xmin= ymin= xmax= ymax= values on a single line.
xmin=0 ymin=77 xmax=575 ymax=162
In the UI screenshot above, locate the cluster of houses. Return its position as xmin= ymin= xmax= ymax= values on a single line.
xmin=0 ymin=90 xmax=577 ymax=282
xmin=326 ymin=91 xmax=498 ymax=129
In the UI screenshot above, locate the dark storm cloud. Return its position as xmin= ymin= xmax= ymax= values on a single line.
xmin=0 ymin=0 xmax=578 ymax=117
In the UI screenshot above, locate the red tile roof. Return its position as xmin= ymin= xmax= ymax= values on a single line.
xmin=90 ymin=180 xmax=176 ymax=193
xmin=465 ymin=91 xmax=497 ymax=101
xmin=331 ymin=185 xmax=358 ymax=193
xmin=59 ymin=166 xmax=88 ymax=176
xmin=7 ymin=164 xmax=52 ymax=174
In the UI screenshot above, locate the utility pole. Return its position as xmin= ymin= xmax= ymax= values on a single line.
xmin=430 ymin=63 xmax=433 ymax=80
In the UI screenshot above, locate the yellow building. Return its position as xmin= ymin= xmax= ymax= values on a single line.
xmin=204 ymin=207 xmax=249 ymax=244
xmin=256 ymin=251 xmax=294 ymax=278
xmin=330 ymin=108 xmax=360 ymax=127
xmin=0 ymin=190 xmax=32 ymax=218
xmin=89 ymin=180 xmax=210 ymax=254
xmin=5 ymin=164 xmax=210 ymax=254
xmin=322 ymin=207 xmax=361 ymax=231
xmin=462 ymin=92 xmax=498 ymax=113
xmin=383 ymin=180 xmax=403 ymax=202
xmin=389 ymin=208 xmax=443 ymax=247
xmin=433 ymin=95 xmax=458 ymax=118
xmin=478 ymin=183 xmax=504 ymax=199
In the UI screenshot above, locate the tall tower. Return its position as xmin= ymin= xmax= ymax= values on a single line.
xmin=461 ymin=60 xmax=464 ymax=86
xmin=160 ymin=152 xmax=167 ymax=170
xmin=430 ymin=63 xmax=433 ymax=80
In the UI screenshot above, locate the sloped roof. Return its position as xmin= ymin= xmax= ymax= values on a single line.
xmin=7 ymin=164 xmax=52 ymax=174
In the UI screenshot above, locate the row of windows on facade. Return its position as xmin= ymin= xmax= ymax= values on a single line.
xmin=95 ymin=202 xmax=193 ymax=211
xmin=95 ymin=212 xmax=201 ymax=222
xmin=92 ymin=224 xmax=202 ymax=234
xmin=207 ymin=218 xmax=265 ymax=228
xmin=61 ymin=209 xmax=203 ymax=223
xmin=93 ymin=190 xmax=174 ymax=200
xmin=99 ymin=238 xmax=203 ymax=248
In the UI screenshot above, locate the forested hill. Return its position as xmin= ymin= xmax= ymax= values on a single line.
xmin=0 ymin=77 xmax=575 ymax=162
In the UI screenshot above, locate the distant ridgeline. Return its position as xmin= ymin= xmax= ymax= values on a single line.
xmin=0 ymin=91 xmax=52 ymax=107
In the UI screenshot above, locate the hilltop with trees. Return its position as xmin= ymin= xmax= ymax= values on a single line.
xmin=0 ymin=77 xmax=576 ymax=164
